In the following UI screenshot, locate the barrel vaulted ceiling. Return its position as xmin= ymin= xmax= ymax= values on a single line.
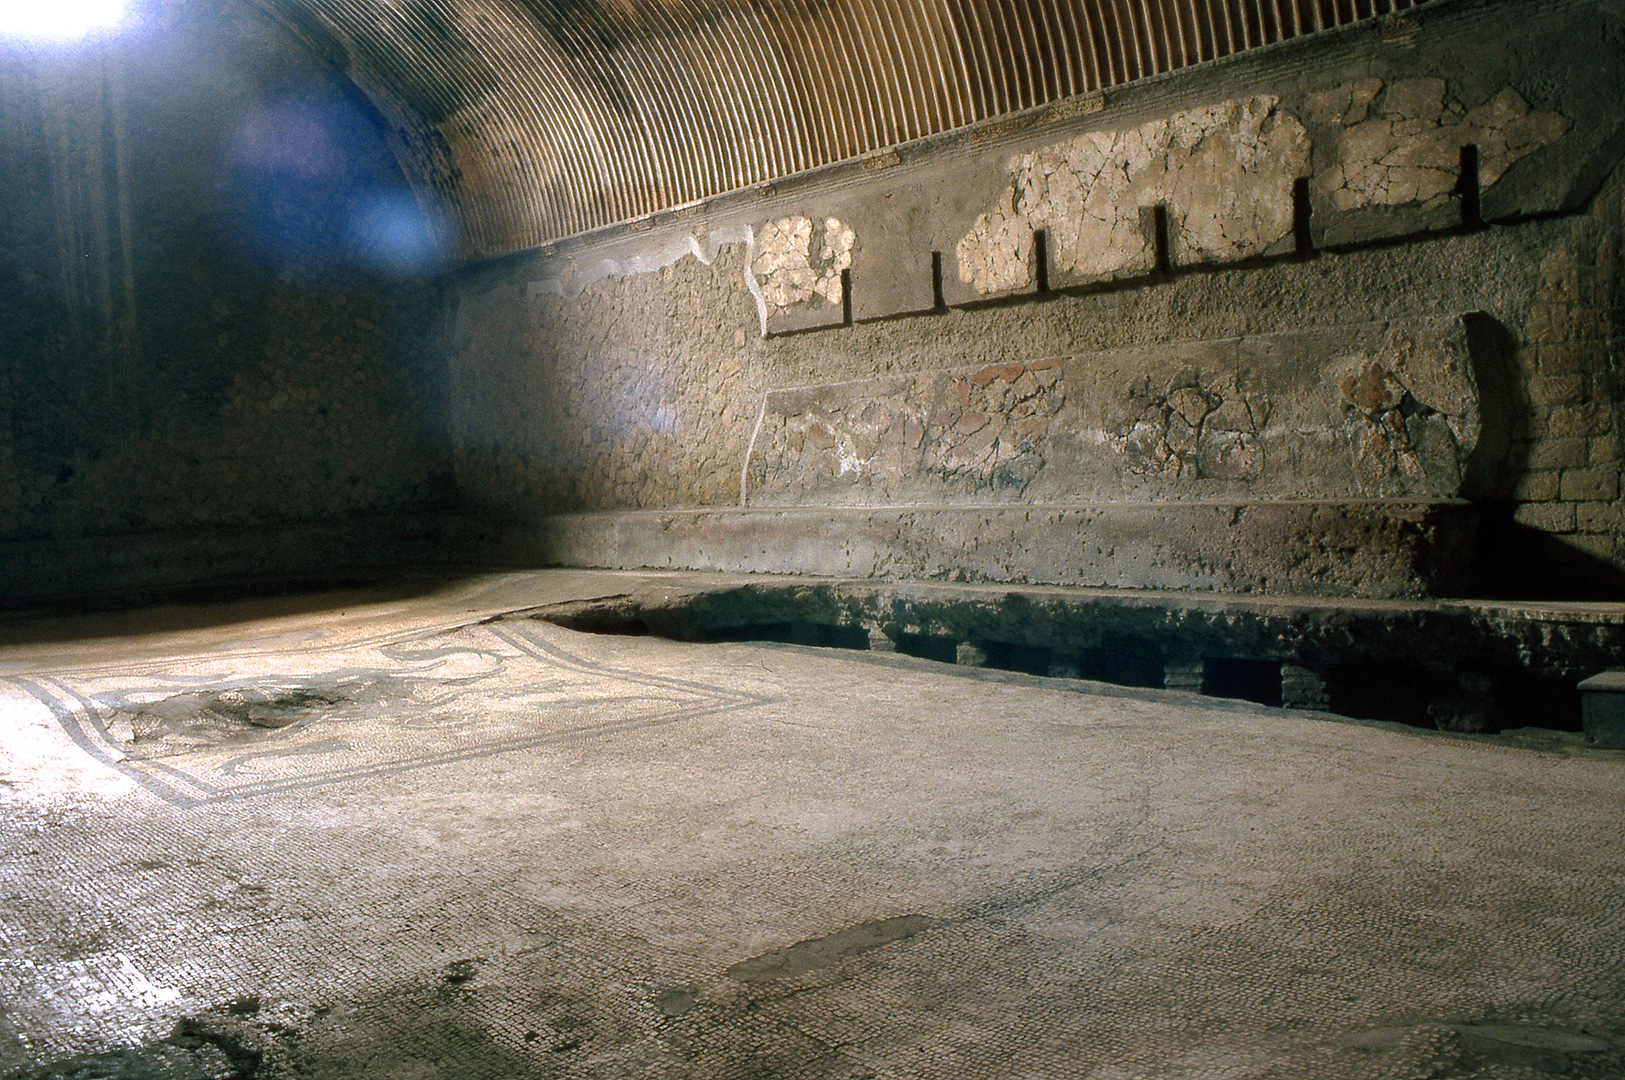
xmin=259 ymin=0 xmax=1435 ymax=258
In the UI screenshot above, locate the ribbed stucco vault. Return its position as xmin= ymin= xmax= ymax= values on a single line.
xmin=262 ymin=0 xmax=1436 ymax=259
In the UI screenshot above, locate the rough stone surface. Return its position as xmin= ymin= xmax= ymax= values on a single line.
xmin=454 ymin=247 xmax=760 ymax=514
xmin=1280 ymin=663 xmax=1331 ymax=711
xmin=0 ymin=2 xmax=452 ymax=602
xmin=1162 ymin=659 xmax=1204 ymax=692
xmin=1579 ymin=670 xmax=1625 ymax=748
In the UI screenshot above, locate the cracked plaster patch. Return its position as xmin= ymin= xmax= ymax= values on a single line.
xmin=743 ymin=322 xmax=1480 ymax=507
xmin=1336 ymin=324 xmax=1479 ymax=492
xmin=1108 ymin=370 xmax=1270 ymax=483
xmin=746 ymin=360 xmax=1068 ymax=503
xmin=956 ymin=187 xmax=1035 ymax=295
xmin=958 ymin=95 xmax=1310 ymax=293
xmin=1317 ymin=80 xmax=1570 ymax=212
xmin=751 ymin=215 xmax=855 ymax=310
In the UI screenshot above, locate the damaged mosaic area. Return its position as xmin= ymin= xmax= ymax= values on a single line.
xmin=751 ymin=215 xmax=855 ymax=310
xmin=1107 ymin=368 xmax=1270 ymax=483
xmin=1312 ymin=79 xmax=1569 ymax=211
xmin=957 ymin=95 xmax=1310 ymax=293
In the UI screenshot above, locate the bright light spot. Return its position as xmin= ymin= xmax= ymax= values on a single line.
xmin=0 ymin=0 xmax=129 ymax=41
xmin=347 ymin=192 xmax=454 ymax=274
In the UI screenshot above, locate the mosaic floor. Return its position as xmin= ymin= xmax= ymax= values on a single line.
xmin=1 ymin=571 xmax=1623 ymax=1079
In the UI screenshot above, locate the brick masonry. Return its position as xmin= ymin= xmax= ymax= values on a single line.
xmin=1493 ymin=167 xmax=1625 ymax=573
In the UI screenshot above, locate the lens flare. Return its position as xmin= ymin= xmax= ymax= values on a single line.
xmin=0 ymin=0 xmax=130 ymax=42
xmin=347 ymin=192 xmax=454 ymax=275
xmin=221 ymin=92 xmax=456 ymax=277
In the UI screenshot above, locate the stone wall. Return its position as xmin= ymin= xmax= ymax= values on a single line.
xmin=450 ymin=201 xmax=1617 ymax=597
xmin=446 ymin=0 xmax=1625 ymax=599
xmin=1482 ymin=165 xmax=1625 ymax=589
xmin=0 ymin=1 xmax=453 ymax=601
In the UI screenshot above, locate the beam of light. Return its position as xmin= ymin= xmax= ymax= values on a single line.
xmin=0 ymin=0 xmax=130 ymax=42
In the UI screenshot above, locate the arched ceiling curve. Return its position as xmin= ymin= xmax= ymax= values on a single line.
xmin=262 ymin=0 xmax=1434 ymax=260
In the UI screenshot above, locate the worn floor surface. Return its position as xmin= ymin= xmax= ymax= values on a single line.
xmin=1 ymin=570 xmax=1622 ymax=1080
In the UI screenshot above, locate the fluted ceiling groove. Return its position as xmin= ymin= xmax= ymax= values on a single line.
xmin=267 ymin=0 xmax=1436 ymax=257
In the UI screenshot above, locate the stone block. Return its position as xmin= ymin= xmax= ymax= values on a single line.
xmin=1163 ymin=660 xmax=1205 ymax=693
xmin=1280 ymin=664 xmax=1330 ymax=711
xmin=1578 ymin=670 xmax=1625 ymax=748
xmin=524 ymin=500 xmax=1481 ymax=600
xmin=1538 ymin=249 xmax=1582 ymax=304
xmin=1547 ymin=404 xmax=1611 ymax=438
xmin=1560 ymin=468 xmax=1621 ymax=501
xmin=1525 ymin=303 xmax=1570 ymax=345
xmin=1522 ymin=437 xmax=1590 ymax=470
xmin=1538 ymin=343 xmax=1587 ymax=374
xmin=956 ymin=641 xmax=988 ymax=668
xmin=1575 ymin=502 xmax=1625 ymax=533
xmin=1528 ymin=374 xmax=1586 ymax=407
xmin=1557 ymin=532 xmax=1618 ymax=561
xmin=1502 ymin=471 xmax=1560 ymax=501
xmin=1512 ymin=501 xmax=1576 ymax=533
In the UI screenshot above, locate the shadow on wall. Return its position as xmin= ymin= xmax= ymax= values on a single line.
xmin=1463 ymin=312 xmax=1625 ymax=599
xmin=1477 ymin=517 xmax=1625 ymax=600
